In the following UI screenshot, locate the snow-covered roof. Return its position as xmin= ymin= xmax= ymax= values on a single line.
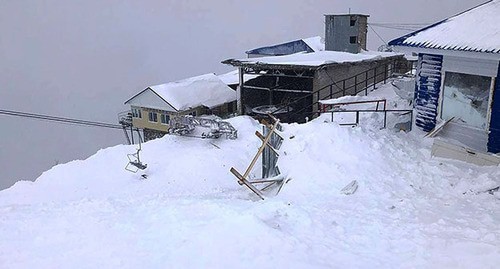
xmin=217 ymin=70 xmax=260 ymax=85
xmin=389 ymin=0 xmax=500 ymax=54
xmin=245 ymin=36 xmax=324 ymax=56
xmin=224 ymin=51 xmax=401 ymax=69
xmin=125 ymin=74 xmax=236 ymax=111
xmin=301 ymin=36 xmax=324 ymax=52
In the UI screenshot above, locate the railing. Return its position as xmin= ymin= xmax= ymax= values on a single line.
xmin=320 ymin=99 xmax=387 ymax=113
xmin=271 ymin=59 xmax=414 ymax=123
xmin=320 ymin=99 xmax=413 ymax=131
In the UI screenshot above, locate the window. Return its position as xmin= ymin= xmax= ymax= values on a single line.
xmin=350 ymin=16 xmax=356 ymax=26
xmin=160 ymin=114 xmax=170 ymax=124
xmin=441 ymin=71 xmax=492 ymax=129
xmin=189 ymin=111 xmax=197 ymax=116
xmin=349 ymin=36 xmax=357 ymax=44
xmin=148 ymin=111 xmax=158 ymax=122
xmin=131 ymin=108 xmax=142 ymax=118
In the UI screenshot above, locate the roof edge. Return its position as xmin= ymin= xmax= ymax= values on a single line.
xmin=388 ymin=0 xmax=493 ymax=47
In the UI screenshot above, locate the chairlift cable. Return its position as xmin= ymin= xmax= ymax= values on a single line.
xmin=0 ymin=108 xmax=123 ymax=130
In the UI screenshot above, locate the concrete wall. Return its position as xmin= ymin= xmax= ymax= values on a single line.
xmin=325 ymin=15 xmax=368 ymax=53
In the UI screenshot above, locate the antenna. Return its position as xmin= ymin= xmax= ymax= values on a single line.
xmin=349 ymin=8 xmax=351 ymax=14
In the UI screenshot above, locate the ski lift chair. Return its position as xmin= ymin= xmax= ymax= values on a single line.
xmin=125 ymin=142 xmax=147 ymax=173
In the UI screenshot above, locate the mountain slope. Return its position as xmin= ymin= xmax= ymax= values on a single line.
xmin=1 ymin=85 xmax=500 ymax=268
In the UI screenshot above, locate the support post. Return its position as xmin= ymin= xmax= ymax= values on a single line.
xmin=130 ymin=125 xmax=134 ymax=144
xmin=354 ymin=75 xmax=358 ymax=94
xmin=237 ymin=67 xmax=244 ymax=115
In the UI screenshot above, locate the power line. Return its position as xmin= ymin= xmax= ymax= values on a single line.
xmin=368 ymin=24 xmax=425 ymax=31
xmin=369 ymin=22 xmax=431 ymax=26
xmin=368 ymin=24 xmax=387 ymax=45
xmin=0 ymin=108 xmax=124 ymax=130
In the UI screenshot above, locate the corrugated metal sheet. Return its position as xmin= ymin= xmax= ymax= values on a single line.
xmin=414 ymin=54 xmax=443 ymax=132
xmin=487 ymin=62 xmax=500 ymax=153
xmin=389 ymin=0 xmax=500 ymax=54
xmin=246 ymin=39 xmax=314 ymax=56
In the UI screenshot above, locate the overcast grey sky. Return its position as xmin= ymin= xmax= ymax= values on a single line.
xmin=0 ymin=0 xmax=485 ymax=190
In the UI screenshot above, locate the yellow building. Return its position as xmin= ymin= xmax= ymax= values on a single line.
xmin=125 ymin=73 xmax=236 ymax=140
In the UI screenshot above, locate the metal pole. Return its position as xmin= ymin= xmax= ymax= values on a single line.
xmin=354 ymin=75 xmax=358 ymax=94
xmin=130 ymin=125 xmax=134 ymax=144
xmin=383 ymin=111 xmax=387 ymax=129
xmin=384 ymin=64 xmax=388 ymax=83
xmin=238 ymin=67 xmax=244 ymax=115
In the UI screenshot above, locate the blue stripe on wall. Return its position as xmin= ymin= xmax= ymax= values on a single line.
xmin=414 ymin=53 xmax=443 ymax=132
xmin=487 ymin=62 xmax=500 ymax=153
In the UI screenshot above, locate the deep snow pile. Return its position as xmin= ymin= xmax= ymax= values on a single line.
xmin=1 ymin=84 xmax=500 ymax=268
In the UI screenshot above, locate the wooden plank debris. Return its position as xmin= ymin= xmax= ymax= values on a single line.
xmin=230 ymin=167 xmax=265 ymax=200
xmin=425 ymin=117 xmax=454 ymax=138
xmin=230 ymin=114 xmax=286 ymax=200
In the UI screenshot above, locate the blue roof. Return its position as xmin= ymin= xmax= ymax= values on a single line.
xmin=246 ymin=37 xmax=324 ymax=56
xmin=389 ymin=0 xmax=500 ymax=54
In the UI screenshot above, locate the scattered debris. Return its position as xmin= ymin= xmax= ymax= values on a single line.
xmin=169 ymin=115 xmax=238 ymax=140
xmin=340 ymin=180 xmax=358 ymax=195
xmin=425 ymin=117 xmax=454 ymax=138
xmin=230 ymin=114 xmax=286 ymax=200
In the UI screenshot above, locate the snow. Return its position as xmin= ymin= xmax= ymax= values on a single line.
xmin=391 ymin=0 xmax=500 ymax=53
xmin=217 ymin=70 xmax=260 ymax=85
xmin=301 ymin=36 xmax=324 ymax=52
xmin=2 ymin=83 xmax=500 ymax=268
xmin=229 ymin=50 xmax=401 ymax=67
xmin=138 ymin=73 xmax=236 ymax=111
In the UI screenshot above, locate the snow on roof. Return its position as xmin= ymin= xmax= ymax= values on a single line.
xmin=389 ymin=0 xmax=500 ymax=54
xmin=217 ymin=70 xmax=260 ymax=85
xmin=302 ymin=36 xmax=324 ymax=52
xmin=225 ymin=50 xmax=401 ymax=68
xmin=128 ymin=74 xmax=236 ymax=111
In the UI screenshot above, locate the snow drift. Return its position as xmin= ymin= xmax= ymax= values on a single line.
xmin=1 ymin=84 xmax=500 ymax=268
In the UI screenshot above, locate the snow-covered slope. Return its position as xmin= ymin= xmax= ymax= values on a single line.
xmin=1 ymin=84 xmax=500 ymax=268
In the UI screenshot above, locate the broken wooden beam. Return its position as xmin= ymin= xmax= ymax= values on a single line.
xmin=230 ymin=167 xmax=265 ymax=200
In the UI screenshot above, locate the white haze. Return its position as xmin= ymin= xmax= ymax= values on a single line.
xmin=0 ymin=0 xmax=485 ymax=190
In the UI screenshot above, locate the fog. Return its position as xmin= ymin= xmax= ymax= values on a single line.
xmin=0 ymin=0 xmax=484 ymax=190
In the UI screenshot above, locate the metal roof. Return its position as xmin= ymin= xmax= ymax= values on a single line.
xmin=245 ymin=36 xmax=324 ymax=56
xmin=388 ymin=0 xmax=500 ymax=54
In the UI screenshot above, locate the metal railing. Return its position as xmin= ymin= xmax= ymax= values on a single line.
xmin=271 ymin=59 xmax=414 ymax=122
xmin=320 ymin=99 xmax=413 ymax=131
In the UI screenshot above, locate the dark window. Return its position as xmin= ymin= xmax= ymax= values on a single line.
xmin=350 ymin=16 xmax=356 ymax=26
xmin=132 ymin=108 xmax=142 ymax=118
xmin=160 ymin=114 xmax=170 ymax=124
xmin=350 ymin=36 xmax=357 ymax=44
xmin=148 ymin=112 xmax=157 ymax=122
